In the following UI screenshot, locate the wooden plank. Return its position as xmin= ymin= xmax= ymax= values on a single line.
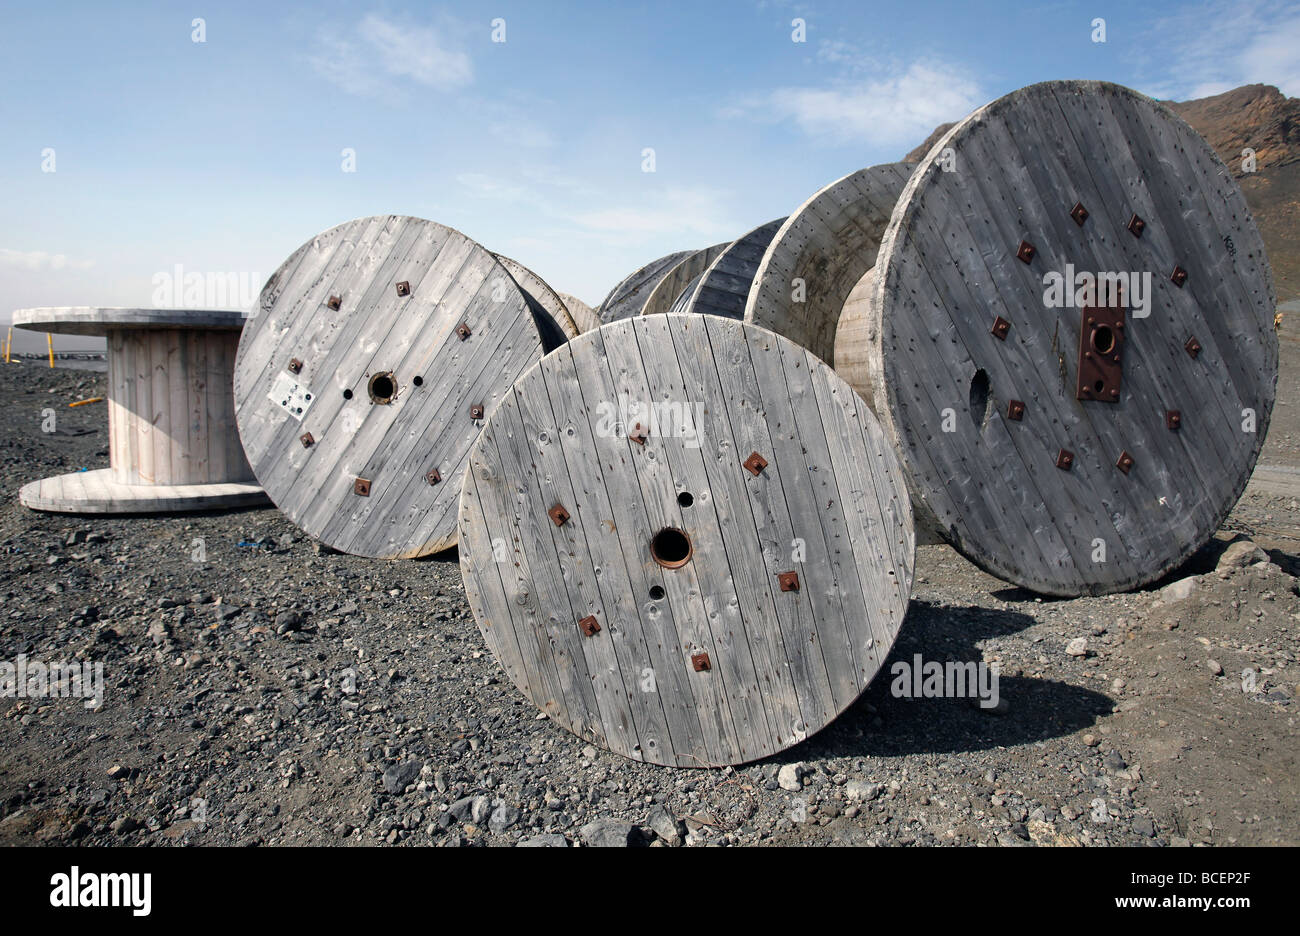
xmin=459 ymin=315 xmax=914 ymax=767
xmin=558 ymin=293 xmax=601 ymax=334
xmin=686 ymin=218 xmax=786 ymax=319
xmin=596 ymin=250 xmax=695 ymax=324
xmin=745 ymin=164 xmax=913 ymax=364
xmin=869 ymin=80 xmax=1278 ymax=595
xmin=494 ymin=254 xmax=579 ymax=344
xmin=640 ymin=242 xmax=729 ymax=318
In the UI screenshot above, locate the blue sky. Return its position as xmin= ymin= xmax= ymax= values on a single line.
xmin=2 ymin=0 xmax=1298 ymax=345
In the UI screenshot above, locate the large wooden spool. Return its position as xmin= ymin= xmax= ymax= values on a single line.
xmin=868 ymin=80 xmax=1278 ymax=596
xmin=14 ymin=307 xmax=267 ymax=514
xmin=745 ymin=163 xmax=914 ymax=364
xmin=558 ymin=293 xmax=601 ymax=334
xmin=639 ymin=242 xmax=729 ymax=318
xmin=234 ymin=215 xmax=543 ymax=559
xmin=596 ymin=250 xmax=694 ymax=324
xmin=458 ymin=314 xmax=914 ymax=767
xmin=493 ymin=253 xmax=578 ymax=349
xmin=678 ymin=218 xmax=787 ymax=319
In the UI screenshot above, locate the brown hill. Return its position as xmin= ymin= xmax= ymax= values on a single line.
xmin=903 ymin=84 xmax=1300 ymax=302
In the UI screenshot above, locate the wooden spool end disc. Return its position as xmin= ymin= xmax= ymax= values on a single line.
xmin=639 ymin=242 xmax=730 ymax=318
xmin=13 ymin=307 xmax=267 ymax=514
xmin=234 ymin=215 xmax=543 ymax=559
xmin=458 ymin=314 xmax=915 ymax=767
xmin=681 ymin=217 xmax=787 ymax=319
xmin=596 ymin=250 xmax=695 ymax=325
xmin=870 ymin=80 xmax=1278 ymax=596
xmin=745 ymin=163 xmax=914 ymax=364
xmin=558 ymin=293 xmax=601 ymax=335
xmin=493 ymin=253 xmax=579 ymax=349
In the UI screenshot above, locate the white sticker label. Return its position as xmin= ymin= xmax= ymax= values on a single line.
xmin=269 ymin=371 xmax=313 ymax=422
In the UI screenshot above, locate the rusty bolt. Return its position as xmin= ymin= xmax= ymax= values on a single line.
xmin=629 ymin=423 xmax=648 ymax=445
xmin=778 ymin=571 xmax=800 ymax=592
xmin=456 ymin=321 xmax=472 ymax=340
xmin=578 ymin=615 xmax=601 ymax=637
xmin=1166 ymin=410 xmax=1181 ymax=430
xmin=1116 ymin=451 xmax=1135 ymax=474
xmin=425 ymin=468 xmax=441 ymax=485
xmin=744 ymin=452 xmax=768 ymax=476
xmin=469 ymin=403 xmax=484 ymax=420
xmin=354 ymin=477 xmax=371 ymax=497
xmin=395 ymin=281 xmax=411 ymax=297
xmin=548 ymin=504 xmax=570 ymax=527
xmin=1016 ymin=240 xmax=1036 ymax=264
xmin=1170 ymin=265 xmax=1188 ymax=288
xmin=691 ymin=652 xmax=711 ymax=672
xmin=288 ymin=358 xmax=303 ymax=374
xmin=327 ymin=295 xmax=341 ymax=311
xmin=992 ymin=316 xmax=1011 ymax=341
xmin=1007 ymin=400 xmax=1025 ymax=421
xmin=1056 ymin=449 xmax=1074 ymax=471
xmin=1070 ymin=202 xmax=1089 ymax=226
xmin=299 ymin=432 xmax=314 ymax=448
xmin=1185 ymin=336 xmax=1202 ymax=359
xmin=1127 ymin=213 xmax=1146 ymax=238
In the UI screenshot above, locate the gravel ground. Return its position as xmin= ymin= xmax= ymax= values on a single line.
xmin=0 ymin=362 xmax=1295 ymax=847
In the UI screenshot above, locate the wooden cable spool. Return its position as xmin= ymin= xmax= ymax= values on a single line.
xmin=678 ymin=217 xmax=787 ymax=319
xmin=234 ymin=215 xmax=543 ymax=558
xmin=14 ymin=307 xmax=267 ymax=514
xmin=867 ymin=80 xmax=1278 ymax=596
xmin=458 ymin=314 xmax=914 ymax=766
xmin=493 ymin=253 xmax=579 ymax=349
xmin=639 ymin=242 xmax=730 ymax=318
xmin=558 ymin=293 xmax=601 ymax=335
xmin=596 ymin=250 xmax=695 ymax=324
xmin=745 ymin=164 xmax=914 ymax=364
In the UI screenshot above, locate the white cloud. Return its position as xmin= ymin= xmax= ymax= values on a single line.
xmin=307 ymin=14 xmax=472 ymax=97
xmin=0 ymin=248 xmax=94 ymax=272
xmin=1141 ymin=1 xmax=1300 ymax=99
xmin=731 ymin=58 xmax=983 ymax=146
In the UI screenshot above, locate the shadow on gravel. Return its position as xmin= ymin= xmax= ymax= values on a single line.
xmin=787 ymin=600 xmax=1113 ymax=761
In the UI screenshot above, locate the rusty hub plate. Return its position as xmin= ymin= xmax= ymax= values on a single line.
xmin=1076 ymin=302 xmax=1126 ymax=403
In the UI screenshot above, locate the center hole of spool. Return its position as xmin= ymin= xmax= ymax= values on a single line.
xmin=1091 ymin=325 xmax=1115 ymax=355
xmin=650 ymin=527 xmax=692 ymax=569
xmin=969 ymin=369 xmax=992 ymax=430
xmin=368 ymin=372 xmax=396 ymax=404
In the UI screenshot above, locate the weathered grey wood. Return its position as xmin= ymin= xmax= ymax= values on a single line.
xmin=667 ymin=271 xmax=705 ymax=316
xmin=459 ymin=314 xmax=914 ymax=767
xmin=596 ymin=250 xmax=695 ymax=324
xmin=14 ymin=307 xmax=265 ymax=514
xmin=833 ymin=266 xmax=876 ymax=410
xmin=494 ymin=253 xmax=578 ymax=348
xmin=639 ymin=242 xmax=729 ymax=318
xmin=869 ymin=80 xmax=1278 ymax=596
xmin=745 ymin=165 xmax=913 ymax=364
xmin=682 ymin=218 xmax=786 ymax=319
xmin=558 ymin=293 xmax=601 ymax=334
xmin=234 ymin=216 xmax=544 ymax=558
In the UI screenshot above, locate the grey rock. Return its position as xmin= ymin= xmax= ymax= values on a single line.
xmin=1132 ymin=815 xmax=1155 ymax=837
xmin=1217 ymin=540 xmax=1267 ymax=571
xmin=646 ymin=804 xmax=684 ymax=846
xmin=579 ymin=817 xmax=640 ymax=847
xmin=845 ymin=780 xmax=881 ymax=802
xmin=1160 ymin=576 xmax=1199 ymax=603
xmin=1065 ymin=637 xmax=1088 ymax=657
xmin=777 ymin=762 xmax=806 ymax=791
xmin=381 ymin=759 xmax=422 ymax=794
xmin=518 ymin=833 xmax=569 ymax=847
xmin=489 ymin=804 xmax=521 ymax=833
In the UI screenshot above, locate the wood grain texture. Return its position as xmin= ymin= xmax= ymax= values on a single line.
xmin=19 ymin=469 xmax=267 ymax=514
xmin=234 ymin=216 xmax=543 ymax=559
xmin=869 ymin=80 xmax=1278 ymax=596
xmin=494 ymin=254 xmax=579 ymax=348
xmin=639 ymin=242 xmax=729 ymax=318
xmin=833 ymin=266 xmax=876 ymax=410
xmin=458 ymin=314 xmax=915 ymax=767
xmin=558 ymin=293 xmax=601 ymax=334
xmin=682 ymin=218 xmax=786 ymax=319
xmin=13 ymin=307 xmax=247 ymax=336
xmin=596 ymin=250 xmax=695 ymax=324
xmin=745 ymin=164 xmax=913 ymax=364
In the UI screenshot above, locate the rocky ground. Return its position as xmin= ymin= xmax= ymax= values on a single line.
xmin=0 ymin=362 xmax=1295 ymax=847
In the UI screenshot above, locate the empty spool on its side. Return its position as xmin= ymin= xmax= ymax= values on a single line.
xmin=458 ymin=314 xmax=914 ymax=767
xmin=681 ymin=217 xmax=787 ymax=319
xmin=869 ymin=80 xmax=1278 ymax=596
xmin=597 ymin=250 xmax=695 ymax=324
xmin=639 ymin=242 xmax=730 ymax=318
xmin=234 ymin=215 xmax=542 ymax=559
xmin=494 ymin=253 xmax=578 ymax=349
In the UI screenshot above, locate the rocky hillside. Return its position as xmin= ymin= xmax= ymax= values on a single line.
xmin=905 ymin=84 xmax=1300 ymax=303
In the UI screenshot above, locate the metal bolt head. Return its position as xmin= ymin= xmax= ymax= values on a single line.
xmin=299 ymin=432 xmax=314 ymax=448
xmin=1056 ymin=449 xmax=1074 ymax=471
xmin=395 ymin=281 xmax=411 ymax=297
xmin=1070 ymin=202 xmax=1089 ymax=226
xmin=1127 ymin=213 xmax=1146 ymax=238
xmin=1116 ymin=451 xmax=1135 ymax=474
xmin=425 ymin=468 xmax=441 ymax=485
xmin=288 ymin=358 xmax=303 ymax=374
xmin=1166 ymin=410 xmax=1181 ymax=430
xmin=456 ymin=321 xmax=472 ymax=340
xmin=992 ymin=316 xmax=1011 ymax=341
xmin=548 ymin=504 xmax=570 ymax=527
xmin=469 ymin=403 xmax=484 ymax=420
xmin=743 ymin=452 xmax=768 ymax=476
xmin=629 ymin=423 xmax=648 ymax=446
xmin=691 ymin=652 xmax=711 ymax=672
xmin=578 ymin=615 xmax=601 ymax=637
xmin=1185 ymin=336 xmax=1202 ymax=359
xmin=327 ymin=295 xmax=341 ymax=311
xmin=778 ymin=571 xmax=800 ymax=592
xmin=1016 ymin=240 xmax=1036 ymax=264
xmin=353 ymin=477 xmax=371 ymax=496
xmin=1170 ymin=266 xmax=1188 ymax=288
xmin=1007 ymin=400 xmax=1025 ymax=421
